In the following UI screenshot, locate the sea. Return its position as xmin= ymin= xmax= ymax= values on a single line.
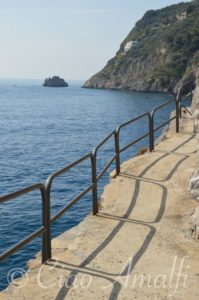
xmin=0 ymin=79 xmax=177 ymax=290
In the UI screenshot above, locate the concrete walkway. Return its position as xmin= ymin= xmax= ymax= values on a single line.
xmin=1 ymin=114 xmax=199 ymax=300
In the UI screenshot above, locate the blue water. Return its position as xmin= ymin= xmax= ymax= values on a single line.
xmin=0 ymin=79 xmax=175 ymax=290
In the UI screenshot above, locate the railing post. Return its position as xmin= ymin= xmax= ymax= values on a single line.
xmin=179 ymin=102 xmax=182 ymax=118
xmin=149 ymin=112 xmax=154 ymax=151
xmin=178 ymin=94 xmax=182 ymax=119
xmin=115 ymin=130 xmax=120 ymax=175
xmin=175 ymin=100 xmax=180 ymax=133
xmin=41 ymin=186 xmax=51 ymax=263
xmin=91 ymin=153 xmax=98 ymax=215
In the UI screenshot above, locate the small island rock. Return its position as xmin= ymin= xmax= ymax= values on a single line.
xmin=43 ymin=76 xmax=68 ymax=87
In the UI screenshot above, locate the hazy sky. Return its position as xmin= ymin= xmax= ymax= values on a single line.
xmin=0 ymin=0 xmax=189 ymax=80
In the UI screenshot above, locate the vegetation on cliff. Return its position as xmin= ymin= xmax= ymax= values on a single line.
xmin=84 ymin=0 xmax=199 ymax=95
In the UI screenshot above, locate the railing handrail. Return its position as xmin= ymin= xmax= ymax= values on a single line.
xmin=0 ymin=183 xmax=44 ymax=203
xmin=151 ymin=98 xmax=176 ymax=115
xmin=50 ymin=183 xmax=94 ymax=224
xmin=117 ymin=112 xmax=150 ymax=133
xmin=93 ymin=130 xmax=116 ymax=155
xmin=46 ymin=153 xmax=92 ymax=188
xmin=119 ymin=132 xmax=150 ymax=154
xmin=0 ymin=95 xmax=192 ymax=267
xmin=116 ymin=112 xmax=151 ymax=154
xmin=153 ymin=116 xmax=177 ymax=133
xmin=151 ymin=99 xmax=180 ymax=146
xmin=0 ymin=183 xmax=50 ymax=263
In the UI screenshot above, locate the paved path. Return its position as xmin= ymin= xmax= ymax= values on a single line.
xmin=1 ymin=114 xmax=199 ymax=300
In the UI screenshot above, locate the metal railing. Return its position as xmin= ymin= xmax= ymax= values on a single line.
xmin=46 ymin=153 xmax=93 ymax=259
xmin=92 ymin=130 xmax=117 ymax=214
xmin=151 ymin=99 xmax=180 ymax=150
xmin=0 ymin=96 xmax=191 ymax=265
xmin=116 ymin=113 xmax=151 ymax=173
xmin=0 ymin=184 xmax=49 ymax=263
xmin=179 ymin=94 xmax=193 ymax=118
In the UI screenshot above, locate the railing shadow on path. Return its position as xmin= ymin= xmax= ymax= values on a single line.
xmin=53 ymin=134 xmax=193 ymax=300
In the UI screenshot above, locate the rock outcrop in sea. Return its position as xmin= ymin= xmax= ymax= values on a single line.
xmin=43 ymin=76 xmax=68 ymax=87
xmin=83 ymin=1 xmax=199 ymax=96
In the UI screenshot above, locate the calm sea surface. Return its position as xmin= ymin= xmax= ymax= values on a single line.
xmin=0 ymin=79 xmax=175 ymax=290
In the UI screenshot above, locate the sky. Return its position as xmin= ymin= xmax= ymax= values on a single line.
xmin=0 ymin=0 xmax=190 ymax=80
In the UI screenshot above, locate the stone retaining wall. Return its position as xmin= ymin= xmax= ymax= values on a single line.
xmin=189 ymin=69 xmax=199 ymax=238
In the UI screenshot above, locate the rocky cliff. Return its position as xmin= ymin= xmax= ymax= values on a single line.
xmin=84 ymin=0 xmax=199 ymax=95
xmin=189 ymin=68 xmax=199 ymax=237
xmin=189 ymin=68 xmax=199 ymax=196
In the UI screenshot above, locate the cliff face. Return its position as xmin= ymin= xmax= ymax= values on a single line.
xmin=189 ymin=69 xmax=199 ymax=234
xmin=84 ymin=1 xmax=199 ymax=95
xmin=191 ymin=69 xmax=199 ymax=112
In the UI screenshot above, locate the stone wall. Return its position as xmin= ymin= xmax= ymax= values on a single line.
xmin=189 ymin=69 xmax=199 ymax=238
xmin=191 ymin=70 xmax=199 ymax=114
xmin=190 ymin=69 xmax=199 ymax=192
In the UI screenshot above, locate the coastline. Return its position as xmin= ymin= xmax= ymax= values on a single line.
xmin=82 ymin=84 xmax=170 ymax=94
